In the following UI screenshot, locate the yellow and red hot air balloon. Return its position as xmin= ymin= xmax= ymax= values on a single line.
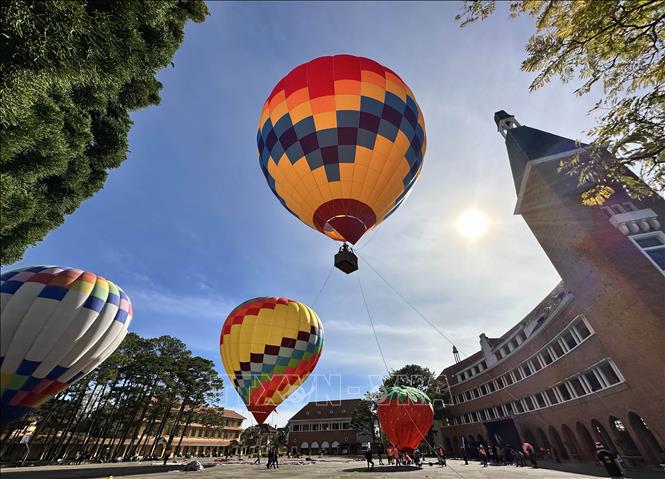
xmin=257 ymin=54 xmax=426 ymax=247
xmin=219 ymin=297 xmax=323 ymax=424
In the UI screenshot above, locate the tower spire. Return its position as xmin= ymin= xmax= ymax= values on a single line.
xmin=494 ymin=110 xmax=520 ymax=138
xmin=452 ymin=345 xmax=460 ymax=363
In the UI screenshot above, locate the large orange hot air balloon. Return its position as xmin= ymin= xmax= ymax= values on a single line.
xmin=257 ymin=55 xmax=426 ymax=246
xmin=377 ymin=386 xmax=433 ymax=454
xmin=219 ymin=297 xmax=323 ymax=424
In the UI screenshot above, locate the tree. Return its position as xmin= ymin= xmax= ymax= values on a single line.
xmin=457 ymin=0 xmax=664 ymax=204
xmin=382 ymin=364 xmax=448 ymax=420
xmin=0 ymin=332 xmax=224 ymax=463
xmin=350 ymin=394 xmax=379 ymax=446
xmin=0 ymin=0 xmax=208 ymax=264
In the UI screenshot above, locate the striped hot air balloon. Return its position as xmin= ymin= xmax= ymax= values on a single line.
xmin=0 ymin=266 xmax=133 ymax=425
xmin=219 ymin=297 xmax=323 ymax=424
xmin=257 ymin=54 xmax=426 ymax=245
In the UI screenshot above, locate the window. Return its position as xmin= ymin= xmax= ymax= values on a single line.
xmin=504 ymin=373 xmax=514 ymax=386
xmin=532 ymin=356 xmax=543 ymax=371
xmin=494 ymin=406 xmax=503 ymax=418
xmin=479 ymin=384 xmax=487 ymax=395
xmin=332 ymin=423 xmax=339 ymax=430
xmin=342 ymin=422 xmax=350 ymax=429
xmin=518 ymin=331 xmax=527 ymax=342
xmin=523 ymin=397 xmax=535 ymax=411
xmin=312 ymin=424 xmax=320 ymax=431
xmin=502 ymin=347 xmax=509 ymax=357
xmin=598 ymin=361 xmax=621 ymax=386
xmin=495 ymin=351 xmax=503 ymax=361
xmin=631 ymin=232 xmax=665 ymax=272
xmin=541 ymin=349 xmax=554 ymax=365
xmin=613 ymin=419 xmax=626 ymax=431
xmin=621 ymin=202 xmax=638 ymax=211
xmin=487 ymin=381 xmax=496 ymax=393
xmin=505 ymin=403 xmax=514 ymax=414
xmin=569 ymin=377 xmax=587 ymax=397
xmin=495 ymin=379 xmax=504 ymax=390
xmin=473 ymin=411 xmax=480 ymax=422
xmin=514 ymin=400 xmax=524 ymax=413
xmin=322 ymin=423 xmax=330 ymax=431
xmin=522 ymin=363 xmax=533 ymax=377
xmin=480 ymin=361 xmax=487 ymax=370
xmin=292 ymin=424 xmax=300 ymax=432
xmin=510 ymin=339 xmax=518 ymax=350
xmin=551 ymin=341 xmax=565 ymax=358
xmin=535 ymin=393 xmax=547 ymax=408
xmin=465 ymin=391 xmax=472 ymax=401
xmin=302 ymin=424 xmax=310 ymax=431
xmin=557 ymin=384 xmax=572 ymax=401
xmin=573 ymin=317 xmax=591 ymax=340
xmin=584 ymin=371 xmax=603 ymax=391
xmin=546 ymin=389 xmax=559 ymax=405
xmin=562 ymin=330 xmax=578 ymax=350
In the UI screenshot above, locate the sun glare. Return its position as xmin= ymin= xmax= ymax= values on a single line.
xmin=456 ymin=210 xmax=490 ymax=239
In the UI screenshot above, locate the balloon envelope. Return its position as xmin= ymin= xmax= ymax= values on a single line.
xmin=0 ymin=266 xmax=133 ymax=425
xmin=219 ymin=297 xmax=323 ymax=424
xmin=257 ymin=54 xmax=426 ymax=244
xmin=377 ymin=386 xmax=433 ymax=454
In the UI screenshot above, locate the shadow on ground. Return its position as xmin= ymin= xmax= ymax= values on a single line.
xmin=0 ymin=464 xmax=186 ymax=479
xmin=342 ymin=466 xmax=422 ymax=473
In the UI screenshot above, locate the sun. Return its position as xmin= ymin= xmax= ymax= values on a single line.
xmin=456 ymin=210 xmax=490 ymax=238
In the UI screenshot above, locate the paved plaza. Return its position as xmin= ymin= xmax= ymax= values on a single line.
xmin=1 ymin=458 xmax=663 ymax=479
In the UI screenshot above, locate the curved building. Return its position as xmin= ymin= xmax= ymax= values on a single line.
xmin=436 ymin=112 xmax=665 ymax=467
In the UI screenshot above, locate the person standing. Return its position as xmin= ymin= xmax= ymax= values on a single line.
xmin=438 ymin=445 xmax=447 ymax=467
xmin=386 ymin=446 xmax=394 ymax=465
xmin=479 ymin=445 xmax=488 ymax=467
xmin=522 ymin=441 xmax=537 ymax=468
xmin=413 ymin=449 xmax=422 ymax=467
xmin=365 ymin=449 xmax=374 ymax=470
xmin=461 ymin=436 xmax=469 ymax=465
xmin=595 ymin=443 xmax=624 ymax=478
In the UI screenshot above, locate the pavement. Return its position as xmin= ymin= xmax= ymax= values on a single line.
xmin=1 ymin=458 xmax=663 ymax=479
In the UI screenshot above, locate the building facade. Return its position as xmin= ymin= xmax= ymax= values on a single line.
xmin=287 ymin=399 xmax=369 ymax=455
xmin=1 ymin=406 xmax=246 ymax=461
xmin=436 ymin=111 xmax=665 ymax=467
xmin=172 ymin=407 xmax=245 ymax=457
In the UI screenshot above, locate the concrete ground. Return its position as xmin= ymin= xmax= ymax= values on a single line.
xmin=1 ymin=458 xmax=663 ymax=479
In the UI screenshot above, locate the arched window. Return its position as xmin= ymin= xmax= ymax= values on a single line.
xmin=523 ymin=429 xmax=539 ymax=450
xmin=609 ymin=415 xmax=642 ymax=462
xmin=628 ymin=412 xmax=665 ymax=463
xmin=549 ymin=426 xmax=570 ymax=461
xmin=561 ymin=424 xmax=581 ymax=460
xmin=536 ymin=428 xmax=551 ymax=450
xmin=575 ymin=422 xmax=596 ymax=461
xmin=591 ymin=419 xmax=617 ymax=451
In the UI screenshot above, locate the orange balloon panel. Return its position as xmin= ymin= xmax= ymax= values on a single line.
xmin=219 ymin=297 xmax=323 ymax=424
xmin=257 ymin=55 xmax=426 ymax=244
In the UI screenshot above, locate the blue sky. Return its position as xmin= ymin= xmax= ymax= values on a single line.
xmin=6 ymin=2 xmax=601 ymax=426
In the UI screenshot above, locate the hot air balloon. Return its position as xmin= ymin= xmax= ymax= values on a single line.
xmin=257 ymin=55 xmax=426 ymax=272
xmin=0 ymin=266 xmax=133 ymax=425
xmin=377 ymin=386 xmax=433 ymax=454
xmin=219 ymin=297 xmax=323 ymax=424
